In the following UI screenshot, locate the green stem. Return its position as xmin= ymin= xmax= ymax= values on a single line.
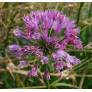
xmin=76 ymin=74 xmax=92 ymax=77
xmin=47 ymin=80 xmax=50 ymax=89
xmin=79 ymin=71 xmax=87 ymax=88
xmin=76 ymin=3 xmax=84 ymax=25
xmin=66 ymin=48 xmax=92 ymax=53
xmin=73 ymin=58 xmax=92 ymax=71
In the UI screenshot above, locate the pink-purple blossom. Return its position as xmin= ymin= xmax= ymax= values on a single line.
xmin=8 ymin=10 xmax=83 ymax=80
xmin=52 ymin=50 xmax=81 ymax=71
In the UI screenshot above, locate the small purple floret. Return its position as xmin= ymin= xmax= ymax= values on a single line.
xmin=41 ymin=56 xmax=49 ymax=64
xmin=18 ymin=60 xmax=28 ymax=68
xmin=13 ymin=28 xmax=23 ymax=37
xmin=43 ymin=70 xmax=50 ymax=80
xmin=28 ymin=66 xmax=38 ymax=77
xmin=8 ymin=44 xmax=21 ymax=51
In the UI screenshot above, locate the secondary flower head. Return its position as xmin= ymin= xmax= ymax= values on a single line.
xmin=52 ymin=49 xmax=80 ymax=72
xmin=8 ymin=10 xmax=83 ymax=80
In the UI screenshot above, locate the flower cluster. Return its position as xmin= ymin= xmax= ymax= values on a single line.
xmin=52 ymin=50 xmax=80 ymax=72
xmin=8 ymin=10 xmax=82 ymax=80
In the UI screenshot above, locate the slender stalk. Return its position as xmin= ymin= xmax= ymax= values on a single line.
xmin=73 ymin=58 xmax=92 ymax=71
xmin=76 ymin=3 xmax=84 ymax=25
xmin=66 ymin=48 xmax=92 ymax=53
xmin=13 ymin=69 xmax=92 ymax=79
xmin=79 ymin=71 xmax=86 ymax=88
xmin=76 ymin=74 xmax=92 ymax=77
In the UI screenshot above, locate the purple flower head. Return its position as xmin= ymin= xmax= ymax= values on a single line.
xmin=8 ymin=10 xmax=83 ymax=79
xmin=13 ymin=10 xmax=82 ymax=51
xmin=52 ymin=50 xmax=81 ymax=70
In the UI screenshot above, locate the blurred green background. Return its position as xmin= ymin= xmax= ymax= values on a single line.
xmin=0 ymin=2 xmax=92 ymax=89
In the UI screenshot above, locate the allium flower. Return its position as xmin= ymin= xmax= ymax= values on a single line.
xmin=8 ymin=10 xmax=83 ymax=80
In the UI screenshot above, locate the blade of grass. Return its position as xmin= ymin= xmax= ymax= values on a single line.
xmin=53 ymin=83 xmax=79 ymax=89
xmin=79 ymin=71 xmax=87 ymax=88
